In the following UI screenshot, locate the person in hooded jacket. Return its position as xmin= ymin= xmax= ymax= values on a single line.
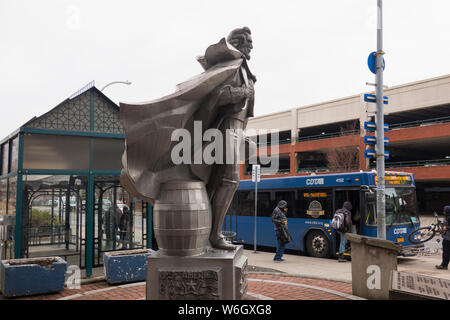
xmin=272 ymin=200 xmax=288 ymax=262
xmin=336 ymin=201 xmax=353 ymax=262
xmin=436 ymin=205 xmax=450 ymax=270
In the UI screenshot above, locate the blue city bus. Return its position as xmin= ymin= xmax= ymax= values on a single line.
xmin=225 ymin=171 xmax=421 ymax=258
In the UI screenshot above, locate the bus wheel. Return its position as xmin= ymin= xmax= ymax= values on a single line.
xmin=306 ymin=231 xmax=330 ymax=258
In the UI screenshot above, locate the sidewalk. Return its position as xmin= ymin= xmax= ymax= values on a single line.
xmin=11 ymin=273 xmax=361 ymax=301
xmin=244 ymin=249 xmax=450 ymax=281
xmin=2 ymin=231 xmax=449 ymax=300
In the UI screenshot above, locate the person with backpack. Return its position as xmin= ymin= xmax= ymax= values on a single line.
xmin=332 ymin=201 xmax=353 ymax=262
xmin=271 ymin=200 xmax=289 ymax=262
xmin=436 ymin=205 xmax=450 ymax=270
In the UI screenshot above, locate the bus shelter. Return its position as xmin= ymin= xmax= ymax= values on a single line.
xmin=0 ymin=82 xmax=154 ymax=277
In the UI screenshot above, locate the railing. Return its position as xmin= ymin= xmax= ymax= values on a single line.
xmin=389 ymin=115 xmax=450 ymax=130
xmin=256 ymin=139 xmax=291 ymax=147
xmin=297 ymin=129 xmax=359 ymax=142
xmin=370 ymin=158 xmax=450 ymax=169
xmin=297 ymin=167 xmax=330 ymax=173
xmin=26 ymin=226 xmax=68 ymax=246
xmin=244 ymin=168 xmax=291 ymax=176
xmin=293 ymin=116 xmax=450 ymax=143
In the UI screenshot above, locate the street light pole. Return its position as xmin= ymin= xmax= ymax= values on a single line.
xmin=375 ymin=0 xmax=386 ymax=240
xmin=101 ymin=80 xmax=132 ymax=92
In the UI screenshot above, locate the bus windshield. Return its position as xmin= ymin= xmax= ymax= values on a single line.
xmin=385 ymin=187 xmax=419 ymax=225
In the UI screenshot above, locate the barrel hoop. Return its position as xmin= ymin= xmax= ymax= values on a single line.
xmin=158 ymin=248 xmax=206 ymax=256
xmin=154 ymin=203 xmax=209 ymax=211
xmin=154 ymin=227 xmax=211 ymax=236
xmin=160 ymin=181 xmax=205 ymax=191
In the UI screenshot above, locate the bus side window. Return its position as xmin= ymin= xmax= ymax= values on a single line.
xmin=238 ymin=191 xmax=253 ymax=216
xmin=257 ymin=192 xmax=271 ymax=217
xmin=275 ymin=191 xmax=296 ymax=218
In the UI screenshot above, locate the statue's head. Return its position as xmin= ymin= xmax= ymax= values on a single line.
xmin=227 ymin=27 xmax=253 ymax=60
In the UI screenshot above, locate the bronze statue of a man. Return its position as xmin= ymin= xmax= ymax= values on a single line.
xmin=200 ymin=27 xmax=256 ymax=250
xmin=120 ymin=27 xmax=256 ymax=252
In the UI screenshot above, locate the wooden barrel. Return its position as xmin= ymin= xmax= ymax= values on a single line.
xmin=153 ymin=180 xmax=211 ymax=256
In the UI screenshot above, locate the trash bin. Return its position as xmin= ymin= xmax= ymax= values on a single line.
xmin=345 ymin=233 xmax=402 ymax=300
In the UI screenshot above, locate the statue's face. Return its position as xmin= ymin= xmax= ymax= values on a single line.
xmin=238 ymin=33 xmax=253 ymax=60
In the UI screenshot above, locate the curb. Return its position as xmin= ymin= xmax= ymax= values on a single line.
xmin=78 ymin=276 xmax=106 ymax=285
xmin=75 ymin=272 xmax=352 ymax=286
xmin=248 ymin=271 xmax=352 ymax=284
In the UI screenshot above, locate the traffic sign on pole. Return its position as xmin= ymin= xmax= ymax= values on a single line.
xmin=364 ymin=150 xmax=389 ymax=159
xmin=364 ymin=93 xmax=388 ymax=104
xmin=364 ymin=121 xmax=376 ymax=132
xmin=364 ymin=136 xmax=389 ymax=145
xmin=252 ymin=164 xmax=261 ymax=182
xmin=368 ymin=51 xmax=385 ymax=74
xmin=252 ymin=164 xmax=260 ymax=253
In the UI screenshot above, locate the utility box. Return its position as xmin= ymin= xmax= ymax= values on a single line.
xmin=345 ymin=233 xmax=401 ymax=300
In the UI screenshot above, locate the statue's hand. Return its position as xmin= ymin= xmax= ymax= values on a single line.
xmin=218 ymin=83 xmax=254 ymax=106
xmin=243 ymin=84 xmax=254 ymax=100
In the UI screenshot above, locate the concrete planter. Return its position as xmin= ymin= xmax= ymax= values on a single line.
xmin=103 ymin=249 xmax=153 ymax=284
xmin=0 ymin=257 xmax=67 ymax=298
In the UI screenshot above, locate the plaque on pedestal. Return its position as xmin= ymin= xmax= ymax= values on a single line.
xmin=390 ymin=271 xmax=450 ymax=300
xmin=146 ymin=245 xmax=248 ymax=300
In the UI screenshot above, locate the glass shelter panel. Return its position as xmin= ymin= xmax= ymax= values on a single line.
xmin=132 ymin=198 xmax=145 ymax=250
xmin=10 ymin=137 xmax=19 ymax=173
xmin=0 ymin=178 xmax=7 ymax=215
xmin=22 ymin=175 xmax=86 ymax=268
xmin=92 ymin=138 xmax=124 ymax=171
xmin=23 ymin=134 xmax=90 ymax=170
xmin=1 ymin=142 xmax=9 ymax=176
xmin=7 ymin=176 xmax=17 ymax=216
xmin=93 ymin=177 xmax=146 ymax=266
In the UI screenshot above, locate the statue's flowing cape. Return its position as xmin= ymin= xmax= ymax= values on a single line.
xmin=120 ymin=39 xmax=246 ymax=203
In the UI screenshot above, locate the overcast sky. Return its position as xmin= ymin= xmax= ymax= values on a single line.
xmin=1 ymin=0 xmax=449 ymax=139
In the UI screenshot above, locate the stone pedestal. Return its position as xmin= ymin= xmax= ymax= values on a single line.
xmin=345 ymin=233 xmax=401 ymax=300
xmin=146 ymin=245 xmax=248 ymax=300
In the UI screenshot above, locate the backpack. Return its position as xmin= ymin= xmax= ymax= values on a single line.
xmin=331 ymin=209 xmax=346 ymax=232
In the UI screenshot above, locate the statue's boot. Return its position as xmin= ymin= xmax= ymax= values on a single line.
xmin=209 ymin=233 xmax=236 ymax=251
xmin=209 ymin=177 xmax=238 ymax=251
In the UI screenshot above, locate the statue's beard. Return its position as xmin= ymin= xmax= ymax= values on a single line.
xmin=239 ymin=47 xmax=251 ymax=60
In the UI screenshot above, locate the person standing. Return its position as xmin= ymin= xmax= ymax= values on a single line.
xmin=119 ymin=206 xmax=131 ymax=249
xmin=436 ymin=205 xmax=450 ymax=270
xmin=272 ymin=200 xmax=289 ymax=262
xmin=335 ymin=201 xmax=353 ymax=262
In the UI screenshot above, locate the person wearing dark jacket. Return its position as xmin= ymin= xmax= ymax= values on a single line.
xmin=436 ymin=205 xmax=450 ymax=270
xmin=119 ymin=206 xmax=131 ymax=249
xmin=336 ymin=201 xmax=353 ymax=262
xmin=272 ymin=200 xmax=288 ymax=262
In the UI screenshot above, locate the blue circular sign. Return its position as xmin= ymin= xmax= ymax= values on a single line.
xmin=368 ymin=51 xmax=385 ymax=74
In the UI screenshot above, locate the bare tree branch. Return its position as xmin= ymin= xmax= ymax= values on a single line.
xmin=325 ymin=121 xmax=359 ymax=172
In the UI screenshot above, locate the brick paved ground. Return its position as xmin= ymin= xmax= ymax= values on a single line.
xmin=7 ymin=273 xmax=357 ymax=301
